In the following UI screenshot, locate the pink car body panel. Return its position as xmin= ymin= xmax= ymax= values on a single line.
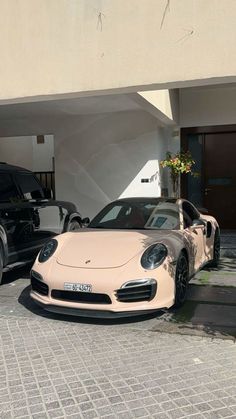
xmin=30 ymin=199 xmax=219 ymax=316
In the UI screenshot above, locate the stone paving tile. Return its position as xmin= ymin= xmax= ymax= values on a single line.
xmin=0 ymin=277 xmax=236 ymax=419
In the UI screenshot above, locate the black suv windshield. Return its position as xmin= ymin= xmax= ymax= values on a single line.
xmin=89 ymin=199 xmax=180 ymax=230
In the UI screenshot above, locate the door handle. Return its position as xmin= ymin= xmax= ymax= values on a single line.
xmin=205 ymin=188 xmax=211 ymax=195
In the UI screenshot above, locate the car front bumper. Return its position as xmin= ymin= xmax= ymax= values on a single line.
xmin=30 ymin=256 xmax=175 ymax=317
xmin=31 ymin=296 xmax=161 ymax=318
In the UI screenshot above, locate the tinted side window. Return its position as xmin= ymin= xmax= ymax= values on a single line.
xmin=0 ymin=173 xmax=19 ymax=202
xmin=182 ymin=202 xmax=199 ymax=228
xmin=16 ymin=173 xmax=44 ymax=199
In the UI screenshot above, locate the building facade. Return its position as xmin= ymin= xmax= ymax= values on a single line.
xmin=0 ymin=0 xmax=236 ymax=226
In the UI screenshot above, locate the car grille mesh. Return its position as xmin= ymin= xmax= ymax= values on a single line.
xmin=116 ymin=284 xmax=157 ymax=303
xmin=51 ymin=290 xmax=112 ymax=305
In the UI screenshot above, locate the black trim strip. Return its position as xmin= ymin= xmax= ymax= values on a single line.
xmin=32 ymin=299 xmax=162 ymax=318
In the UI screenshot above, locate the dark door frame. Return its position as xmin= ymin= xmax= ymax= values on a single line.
xmin=180 ymin=125 xmax=236 ymax=199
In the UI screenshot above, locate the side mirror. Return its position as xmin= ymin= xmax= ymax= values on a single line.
xmin=82 ymin=217 xmax=90 ymax=227
xmin=43 ymin=187 xmax=52 ymax=199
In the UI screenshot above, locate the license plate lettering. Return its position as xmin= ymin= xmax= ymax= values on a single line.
xmin=64 ymin=282 xmax=92 ymax=292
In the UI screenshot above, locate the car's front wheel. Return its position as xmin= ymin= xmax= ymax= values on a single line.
xmin=174 ymin=252 xmax=189 ymax=308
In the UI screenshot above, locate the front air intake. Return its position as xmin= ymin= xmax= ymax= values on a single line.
xmin=116 ymin=283 xmax=157 ymax=303
xmin=31 ymin=275 xmax=49 ymax=296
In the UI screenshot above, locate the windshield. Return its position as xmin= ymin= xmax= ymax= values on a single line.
xmin=89 ymin=199 xmax=180 ymax=230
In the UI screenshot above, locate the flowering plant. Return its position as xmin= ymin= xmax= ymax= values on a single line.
xmin=160 ymin=151 xmax=195 ymax=197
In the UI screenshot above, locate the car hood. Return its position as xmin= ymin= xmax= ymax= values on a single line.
xmin=56 ymin=229 xmax=176 ymax=269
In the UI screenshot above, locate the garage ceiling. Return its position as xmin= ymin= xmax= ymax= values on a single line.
xmin=0 ymin=94 xmax=140 ymax=120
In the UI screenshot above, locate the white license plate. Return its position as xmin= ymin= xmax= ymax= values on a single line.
xmin=64 ymin=282 xmax=92 ymax=292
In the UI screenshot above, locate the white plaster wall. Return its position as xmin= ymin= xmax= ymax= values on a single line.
xmin=119 ymin=159 xmax=161 ymax=199
xmin=1 ymin=0 xmax=236 ymax=103
xmin=54 ymin=111 xmax=171 ymax=218
xmin=0 ymin=110 xmax=179 ymax=219
xmin=32 ymin=135 xmax=54 ymax=171
xmin=0 ymin=136 xmax=33 ymax=170
xmin=0 ymin=135 xmax=54 ymax=171
xmin=180 ymin=86 xmax=236 ymax=127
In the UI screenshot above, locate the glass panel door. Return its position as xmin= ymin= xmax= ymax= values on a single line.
xmin=187 ymin=134 xmax=203 ymax=207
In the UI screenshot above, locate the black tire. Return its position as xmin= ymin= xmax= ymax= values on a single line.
xmin=0 ymin=247 xmax=3 ymax=286
xmin=208 ymin=230 xmax=220 ymax=268
xmin=174 ymin=252 xmax=189 ymax=308
xmin=67 ymin=220 xmax=81 ymax=232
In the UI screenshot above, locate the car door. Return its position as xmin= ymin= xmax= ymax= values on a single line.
xmin=15 ymin=171 xmax=66 ymax=235
xmin=0 ymin=171 xmax=23 ymax=263
xmin=182 ymin=201 xmax=205 ymax=272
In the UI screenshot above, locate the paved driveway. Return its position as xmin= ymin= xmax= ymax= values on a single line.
xmin=0 ymin=268 xmax=236 ymax=418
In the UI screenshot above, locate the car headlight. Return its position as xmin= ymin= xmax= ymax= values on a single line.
xmin=38 ymin=239 xmax=58 ymax=263
xmin=141 ymin=243 xmax=167 ymax=270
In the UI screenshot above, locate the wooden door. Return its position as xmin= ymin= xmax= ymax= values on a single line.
xmin=204 ymin=132 xmax=236 ymax=229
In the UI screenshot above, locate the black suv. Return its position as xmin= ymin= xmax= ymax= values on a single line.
xmin=0 ymin=163 xmax=85 ymax=283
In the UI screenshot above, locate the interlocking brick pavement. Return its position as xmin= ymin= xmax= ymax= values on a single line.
xmin=0 ymin=272 xmax=236 ymax=418
xmin=0 ymin=312 xmax=236 ymax=418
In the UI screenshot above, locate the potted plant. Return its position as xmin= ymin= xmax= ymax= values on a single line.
xmin=160 ymin=151 xmax=195 ymax=198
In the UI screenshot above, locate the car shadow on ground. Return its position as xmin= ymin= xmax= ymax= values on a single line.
xmin=162 ymin=284 xmax=236 ymax=341
xmin=18 ymin=282 xmax=236 ymax=340
xmin=18 ymin=283 xmax=236 ymax=340
xmin=204 ymin=257 xmax=236 ymax=272
xmin=18 ymin=284 xmax=165 ymax=326
xmin=6 ymin=261 xmax=236 ymax=338
xmin=2 ymin=264 xmax=33 ymax=285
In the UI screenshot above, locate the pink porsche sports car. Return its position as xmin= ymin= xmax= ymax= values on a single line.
xmin=30 ymin=198 xmax=220 ymax=318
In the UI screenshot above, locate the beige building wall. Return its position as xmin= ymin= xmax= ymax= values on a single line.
xmin=0 ymin=0 xmax=236 ymax=103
